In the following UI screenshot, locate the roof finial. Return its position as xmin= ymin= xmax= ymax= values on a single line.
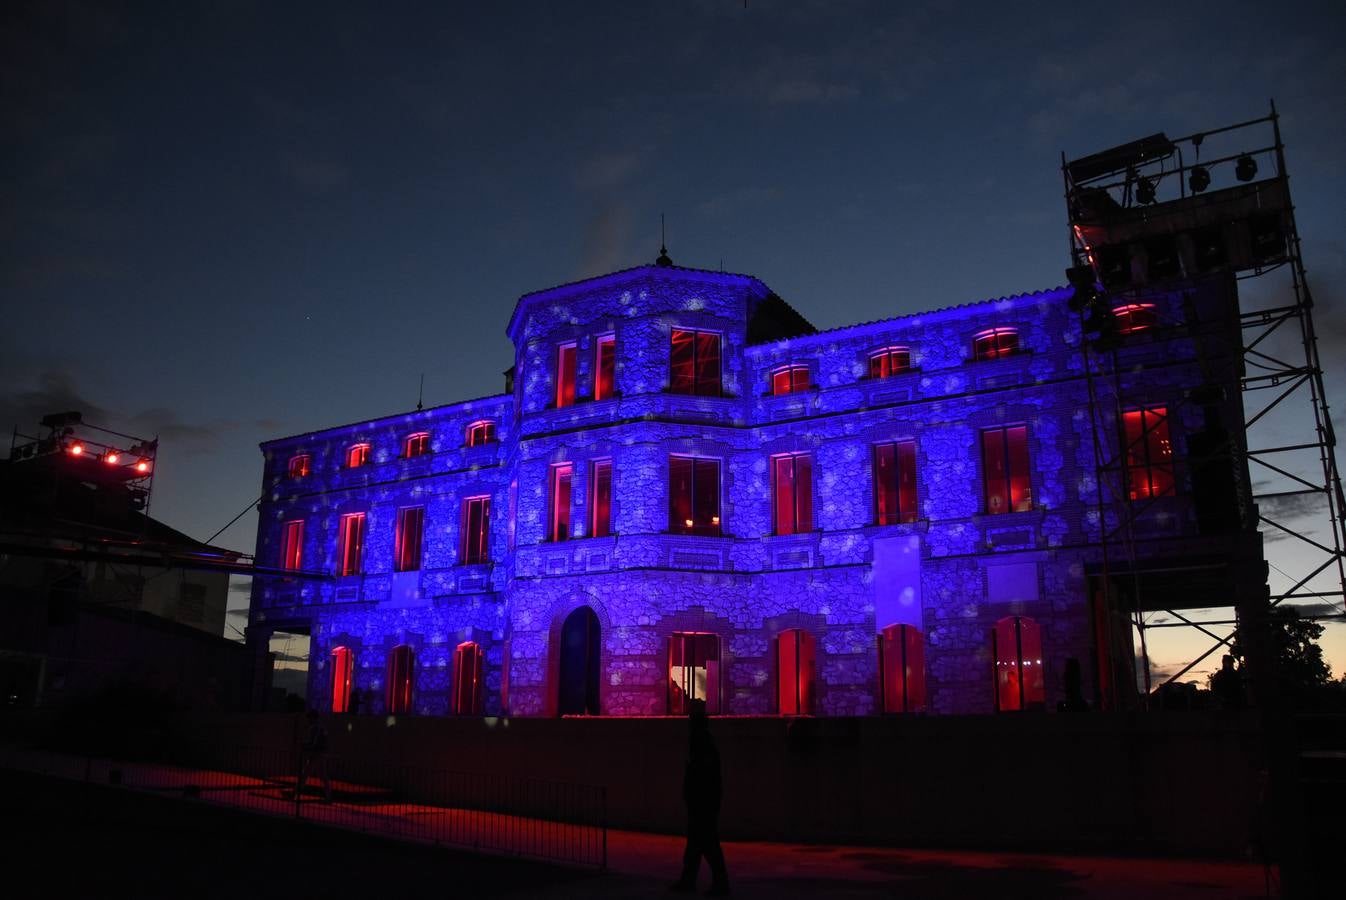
xmin=416 ymin=373 xmax=425 ymax=411
xmin=656 ymin=213 xmax=672 ymax=267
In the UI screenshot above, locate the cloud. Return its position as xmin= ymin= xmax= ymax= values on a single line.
xmin=0 ymin=369 xmax=111 ymax=433
xmin=574 ymin=201 xmax=633 ymax=279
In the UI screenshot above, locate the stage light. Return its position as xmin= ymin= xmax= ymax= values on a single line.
xmin=105 ymin=452 xmax=120 ymax=465
xmin=1188 ymin=165 xmax=1210 ymax=193
xmin=69 ymin=443 xmax=85 ymax=456
xmin=135 ymin=458 xmax=151 ymax=473
xmin=1135 ymin=176 xmax=1156 ymax=205
xmin=1235 ymin=154 xmax=1257 ymax=182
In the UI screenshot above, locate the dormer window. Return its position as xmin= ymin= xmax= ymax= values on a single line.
xmin=404 ymin=432 xmax=430 ymax=458
xmin=973 ymin=327 xmax=1020 ymax=361
xmin=345 ymin=443 xmax=371 ymax=469
xmin=1114 ymin=303 xmax=1158 ymax=335
xmin=287 ymin=454 xmax=311 ymax=478
xmin=770 ymin=365 xmax=810 ymax=396
xmin=466 ymin=420 xmax=495 ymax=447
xmin=869 ymin=346 xmax=911 ymax=379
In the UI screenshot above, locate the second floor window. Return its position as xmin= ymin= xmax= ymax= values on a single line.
xmin=556 ymin=342 xmax=577 ymax=408
xmin=461 ymin=496 xmax=490 ymax=564
xmin=1123 ymin=407 xmax=1174 ymax=500
xmin=337 ymin=512 xmax=366 ymax=576
xmin=771 ymin=365 xmax=810 ymax=396
xmin=466 ymin=420 xmax=495 ymax=447
xmin=594 ymin=334 xmax=616 ymax=401
xmin=973 ymin=327 xmax=1020 ymax=361
xmin=345 ymin=443 xmax=371 ymax=468
xmin=670 ymin=328 xmax=721 ymax=396
xmin=548 ymin=463 xmax=573 ymax=541
xmin=874 ymin=440 xmax=918 ymax=524
xmin=394 ymin=506 xmax=424 ymax=572
xmin=287 ymin=454 xmax=311 ymax=478
xmin=982 ymin=425 xmax=1031 ymax=514
xmin=590 ymin=460 xmax=613 ymax=538
xmin=771 ymin=453 xmax=813 ymax=535
xmin=1114 ymin=303 xmax=1158 ymax=335
xmin=670 ymin=456 xmax=720 ymax=536
xmin=869 ymin=346 xmax=912 ymax=379
xmin=281 ymin=520 xmax=304 ymax=571
xmin=404 ymin=432 xmax=429 ymax=458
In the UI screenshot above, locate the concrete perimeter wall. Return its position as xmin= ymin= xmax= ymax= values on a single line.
xmin=184 ymin=711 xmax=1261 ymax=857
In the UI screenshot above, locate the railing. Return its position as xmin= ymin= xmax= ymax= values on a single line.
xmin=61 ymin=745 xmax=606 ymax=870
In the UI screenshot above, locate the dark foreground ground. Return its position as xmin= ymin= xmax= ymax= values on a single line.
xmin=7 ymin=769 xmax=1271 ymax=899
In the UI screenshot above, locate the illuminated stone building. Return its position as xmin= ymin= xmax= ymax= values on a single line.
xmin=247 ymin=256 xmax=1251 ymax=718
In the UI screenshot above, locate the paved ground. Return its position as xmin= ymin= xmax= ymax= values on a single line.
xmin=3 ymin=746 xmax=1272 ymax=899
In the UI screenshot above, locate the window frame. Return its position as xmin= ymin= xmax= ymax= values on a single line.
xmin=547 ymin=462 xmax=574 ymax=542
xmin=981 ymin=424 xmax=1032 ymax=514
xmin=394 ymin=506 xmax=425 ymax=572
xmin=281 ymin=519 xmax=305 ymax=571
xmin=868 ymin=346 xmax=912 ymax=379
xmin=992 ymin=615 xmax=1045 ymax=712
xmin=667 ymin=631 xmax=721 ymax=715
xmin=590 ymin=459 xmax=613 ymax=538
xmin=465 ymin=420 xmax=496 ymax=447
xmin=668 ymin=455 xmax=722 ymax=536
xmin=594 ymin=333 xmax=616 ymax=401
xmin=770 ymin=364 xmax=811 ymax=396
xmin=345 ymin=443 xmax=372 ymax=469
xmin=770 ymin=452 xmax=813 ymax=535
xmin=1122 ymin=406 xmax=1175 ymax=501
xmin=287 ymin=454 xmax=312 ymax=478
xmin=555 ymin=341 xmax=578 ymax=408
xmin=669 ymin=328 xmax=723 ymax=397
xmin=452 ymin=641 xmax=483 ymax=716
xmin=776 ymin=628 xmax=817 ymax=715
xmin=878 ymin=624 xmax=926 ymax=713
xmin=873 ymin=440 xmax=918 ymax=525
xmin=386 ymin=644 xmax=415 ymax=715
xmin=336 ymin=512 xmax=366 ymax=576
xmin=403 ymin=432 xmax=430 ymax=459
xmin=972 ymin=327 xmax=1021 ymax=362
xmin=460 ymin=495 xmax=491 ymax=565
xmin=331 ymin=646 xmax=354 ymax=714
xmin=1114 ymin=303 xmax=1158 ymax=335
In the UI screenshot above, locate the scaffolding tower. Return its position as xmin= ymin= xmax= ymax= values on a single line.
xmin=1062 ymin=103 xmax=1346 ymax=705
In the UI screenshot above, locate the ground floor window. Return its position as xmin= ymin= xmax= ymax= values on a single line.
xmin=878 ymin=624 xmax=926 ymax=713
xmin=330 ymin=645 xmax=354 ymax=713
xmin=452 ymin=641 xmax=483 ymax=716
xmin=776 ymin=628 xmax=816 ymax=715
xmin=668 ymin=632 xmax=720 ymax=715
xmin=993 ymin=616 xmax=1045 ymax=711
xmin=386 ymin=644 xmax=415 ymax=714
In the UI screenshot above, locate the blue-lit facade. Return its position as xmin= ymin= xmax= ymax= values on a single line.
xmin=248 ymin=262 xmax=1250 ymax=717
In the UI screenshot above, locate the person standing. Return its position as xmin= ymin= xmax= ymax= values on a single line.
xmin=670 ymin=699 xmax=729 ymax=895
xmin=297 ymin=709 xmax=332 ymax=803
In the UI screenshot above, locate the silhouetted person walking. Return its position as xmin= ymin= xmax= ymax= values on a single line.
xmin=298 ymin=709 xmax=332 ymax=802
xmin=671 ymin=699 xmax=729 ymax=895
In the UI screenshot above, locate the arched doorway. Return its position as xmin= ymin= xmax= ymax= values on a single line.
xmin=558 ymin=606 xmax=601 ymax=715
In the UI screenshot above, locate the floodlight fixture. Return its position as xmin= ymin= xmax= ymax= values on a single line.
xmin=1235 ymin=154 xmax=1258 ymax=182
xmin=1135 ymin=176 xmax=1156 ymax=205
xmin=1188 ymin=165 xmax=1210 ymax=193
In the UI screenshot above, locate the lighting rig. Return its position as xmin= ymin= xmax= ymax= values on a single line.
xmin=8 ymin=410 xmax=158 ymax=512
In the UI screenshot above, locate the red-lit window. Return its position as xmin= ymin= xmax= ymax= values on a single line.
xmin=281 ymin=520 xmax=304 ymax=571
xmin=345 ymin=443 xmax=371 ymax=468
xmin=1123 ymin=407 xmax=1174 ymax=500
xmin=669 ymin=456 xmax=720 ymax=536
xmin=460 ymin=496 xmax=490 ymax=564
xmin=594 ymin=334 xmax=616 ymax=401
xmin=386 ymin=644 xmax=415 ymax=715
xmin=548 ymin=463 xmax=573 ymax=541
xmin=466 ymin=420 xmax=495 ymax=447
xmin=982 ymin=425 xmax=1032 ymax=514
xmin=336 ymin=512 xmax=366 ymax=576
xmin=878 ymin=624 xmax=926 ymax=713
xmin=973 ymin=327 xmax=1020 ymax=361
xmin=993 ymin=616 xmax=1045 ymax=711
xmin=777 ymin=628 xmax=817 ymax=715
xmin=670 ymin=329 xmax=722 ymax=396
xmin=668 ymin=632 xmax=720 ymax=715
xmin=394 ymin=506 xmax=424 ymax=572
xmin=331 ymin=646 xmax=354 ymax=714
xmin=770 ymin=365 xmax=810 ymax=396
xmin=287 ymin=454 xmax=311 ymax=478
xmin=452 ymin=641 xmax=483 ymax=716
xmin=874 ymin=441 xmax=918 ymax=525
xmin=1114 ymin=303 xmax=1157 ymax=335
xmin=590 ymin=460 xmax=613 ymax=538
xmin=771 ymin=453 xmax=813 ymax=535
xmin=869 ymin=346 xmax=912 ymax=379
xmin=555 ymin=342 xmax=577 ymax=408
xmin=404 ymin=432 xmax=429 ymax=458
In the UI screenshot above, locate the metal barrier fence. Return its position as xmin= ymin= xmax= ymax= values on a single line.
xmin=89 ymin=745 xmax=606 ymax=869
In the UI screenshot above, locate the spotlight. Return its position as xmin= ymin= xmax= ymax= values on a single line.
xmin=69 ymin=443 xmax=85 ymax=456
xmin=135 ymin=458 xmax=151 ymax=474
xmin=1188 ymin=165 xmax=1210 ymax=193
xmin=1135 ymin=176 xmax=1156 ymax=205
xmin=1235 ymin=154 xmax=1257 ymax=182
xmin=104 ymin=452 xmax=120 ymax=465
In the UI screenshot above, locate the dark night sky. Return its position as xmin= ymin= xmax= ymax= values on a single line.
xmin=4 ymin=1 xmax=1345 ymax=666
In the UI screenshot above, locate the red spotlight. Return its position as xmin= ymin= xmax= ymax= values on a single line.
xmin=135 ymin=459 xmax=151 ymax=473
xmin=69 ymin=443 xmax=85 ymax=456
xmin=105 ymin=452 xmax=120 ymax=465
